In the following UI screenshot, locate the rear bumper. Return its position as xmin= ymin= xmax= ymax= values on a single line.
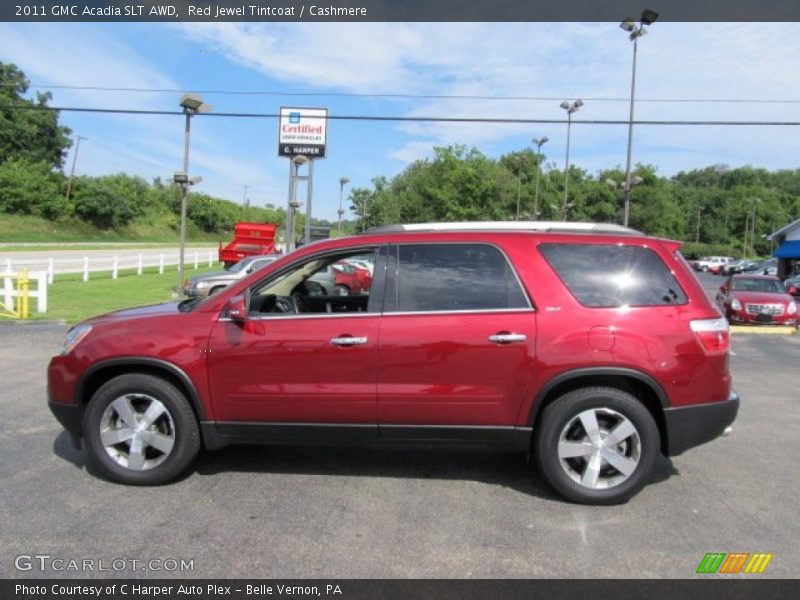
xmin=663 ymin=392 xmax=739 ymax=456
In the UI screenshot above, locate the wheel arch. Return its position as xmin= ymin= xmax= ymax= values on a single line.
xmin=76 ymin=358 xmax=206 ymax=422
xmin=529 ymin=368 xmax=669 ymax=455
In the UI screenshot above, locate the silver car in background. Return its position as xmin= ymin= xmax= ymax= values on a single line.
xmin=184 ymin=255 xmax=278 ymax=298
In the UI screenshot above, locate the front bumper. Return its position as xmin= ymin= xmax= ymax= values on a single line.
xmin=48 ymin=400 xmax=85 ymax=449
xmin=663 ymin=392 xmax=739 ymax=456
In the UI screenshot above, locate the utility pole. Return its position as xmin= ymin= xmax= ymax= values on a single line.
xmin=64 ymin=135 xmax=87 ymax=202
xmin=242 ymin=184 xmax=249 ymax=208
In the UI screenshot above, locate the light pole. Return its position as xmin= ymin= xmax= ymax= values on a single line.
xmin=177 ymin=93 xmax=212 ymax=293
xmin=515 ymin=156 xmax=524 ymax=220
xmin=606 ymin=175 xmax=643 ymax=223
xmin=64 ymin=135 xmax=88 ymax=202
xmin=620 ymin=9 xmax=658 ymax=227
xmin=338 ymin=176 xmax=350 ymax=233
xmin=532 ymin=136 xmax=548 ymax=220
xmin=747 ymin=197 xmax=761 ymax=258
xmin=696 ymin=205 xmax=704 ymax=243
xmin=286 ymin=155 xmax=308 ymax=252
xmin=559 ymin=100 xmax=583 ymax=220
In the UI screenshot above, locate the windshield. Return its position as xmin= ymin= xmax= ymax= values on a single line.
xmin=731 ymin=279 xmax=785 ymax=294
xmin=229 ymin=258 xmax=253 ymax=273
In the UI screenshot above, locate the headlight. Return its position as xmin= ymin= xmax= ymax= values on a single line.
xmin=195 ymin=281 xmax=211 ymax=289
xmin=62 ymin=324 xmax=92 ymax=355
xmin=731 ymin=298 xmax=741 ymax=311
xmin=788 ymin=302 xmax=797 ymax=315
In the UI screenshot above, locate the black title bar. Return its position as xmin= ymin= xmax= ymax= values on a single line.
xmin=3 ymin=1 xmax=800 ymax=22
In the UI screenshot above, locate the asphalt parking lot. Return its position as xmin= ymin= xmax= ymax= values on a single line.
xmin=1 ymin=279 xmax=798 ymax=579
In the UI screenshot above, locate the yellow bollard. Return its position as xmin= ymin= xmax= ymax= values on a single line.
xmin=19 ymin=268 xmax=29 ymax=320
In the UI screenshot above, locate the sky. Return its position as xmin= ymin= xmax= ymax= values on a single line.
xmin=1 ymin=21 xmax=800 ymax=221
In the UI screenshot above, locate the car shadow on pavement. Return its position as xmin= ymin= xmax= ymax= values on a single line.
xmin=52 ymin=432 xmax=679 ymax=501
xmin=191 ymin=444 xmax=679 ymax=502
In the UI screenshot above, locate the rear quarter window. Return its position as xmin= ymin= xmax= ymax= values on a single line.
xmin=539 ymin=243 xmax=687 ymax=308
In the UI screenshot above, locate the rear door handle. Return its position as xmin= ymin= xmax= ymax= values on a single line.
xmin=331 ymin=336 xmax=368 ymax=346
xmin=488 ymin=333 xmax=527 ymax=344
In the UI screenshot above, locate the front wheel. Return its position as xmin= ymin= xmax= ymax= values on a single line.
xmin=83 ymin=374 xmax=200 ymax=485
xmin=534 ymin=387 xmax=659 ymax=505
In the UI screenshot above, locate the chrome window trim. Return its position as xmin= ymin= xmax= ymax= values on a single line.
xmin=381 ymin=308 xmax=536 ymax=317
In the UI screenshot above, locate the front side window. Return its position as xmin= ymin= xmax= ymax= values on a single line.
xmin=385 ymin=243 xmax=530 ymax=313
xmin=540 ymin=243 xmax=687 ymax=308
xmin=247 ymin=249 xmax=377 ymax=316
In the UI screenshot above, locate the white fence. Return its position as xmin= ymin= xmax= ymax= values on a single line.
xmin=2 ymin=270 xmax=47 ymax=314
xmin=3 ymin=251 xmax=217 ymax=284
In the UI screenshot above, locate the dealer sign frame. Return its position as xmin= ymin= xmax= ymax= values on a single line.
xmin=278 ymin=107 xmax=328 ymax=158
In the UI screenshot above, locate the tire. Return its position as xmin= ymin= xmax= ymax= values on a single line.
xmin=335 ymin=284 xmax=350 ymax=296
xmin=534 ymin=387 xmax=659 ymax=505
xmin=83 ymin=374 xmax=200 ymax=485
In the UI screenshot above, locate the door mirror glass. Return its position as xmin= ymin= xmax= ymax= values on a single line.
xmin=226 ymin=294 xmax=248 ymax=321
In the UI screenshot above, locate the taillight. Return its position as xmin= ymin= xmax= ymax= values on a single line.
xmin=690 ymin=318 xmax=730 ymax=352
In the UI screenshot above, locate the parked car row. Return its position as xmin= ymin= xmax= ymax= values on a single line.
xmin=692 ymin=256 xmax=777 ymax=276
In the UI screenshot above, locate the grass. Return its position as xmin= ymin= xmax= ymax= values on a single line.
xmin=23 ymin=265 xmax=219 ymax=324
xmin=0 ymin=213 xmax=227 ymax=244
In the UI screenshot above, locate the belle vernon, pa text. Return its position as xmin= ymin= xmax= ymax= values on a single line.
xmin=17 ymin=584 xmax=344 ymax=597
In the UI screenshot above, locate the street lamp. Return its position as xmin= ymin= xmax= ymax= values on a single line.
xmin=515 ymin=156 xmax=524 ymax=221
xmin=532 ymin=136 xmax=548 ymax=221
xmin=338 ymin=176 xmax=350 ymax=233
xmin=64 ymin=135 xmax=88 ymax=202
xmin=743 ymin=197 xmax=761 ymax=258
xmin=620 ymin=8 xmax=658 ymax=227
xmin=559 ymin=99 xmax=583 ymax=220
xmin=177 ymin=93 xmax=212 ymax=294
xmin=606 ymin=175 xmax=643 ymax=223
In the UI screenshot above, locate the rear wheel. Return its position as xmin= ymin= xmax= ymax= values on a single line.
xmin=534 ymin=387 xmax=659 ymax=505
xmin=83 ymin=374 xmax=200 ymax=485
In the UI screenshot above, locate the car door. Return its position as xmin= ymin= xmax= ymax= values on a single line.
xmin=376 ymin=243 xmax=537 ymax=438
xmin=206 ymin=247 xmax=383 ymax=430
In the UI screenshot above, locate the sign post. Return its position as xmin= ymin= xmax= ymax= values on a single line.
xmin=279 ymin=107 xmax=327 ymax=247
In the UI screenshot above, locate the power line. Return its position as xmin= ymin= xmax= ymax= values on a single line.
xmin=3 ymin=82 xmax=800 ymax=105
xmin=7 ymin=103 xmax=800 ymax=126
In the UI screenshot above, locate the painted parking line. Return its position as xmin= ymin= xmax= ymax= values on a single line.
xmin=730 ymin=325 xmax=797 ymax=335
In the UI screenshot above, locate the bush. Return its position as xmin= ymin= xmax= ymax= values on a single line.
xmin=0 ymin=159 xmax=68 ymax=219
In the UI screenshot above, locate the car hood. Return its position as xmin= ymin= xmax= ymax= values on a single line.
xmin=81 ymin=301 xmax=184 ymax=326
xmin=190 ymin=271 xmax=232 ymax=284
xmin=731 ymin=291 xmax=793 ymax=303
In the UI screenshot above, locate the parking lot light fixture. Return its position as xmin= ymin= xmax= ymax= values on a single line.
xmin=338 ymin=176 xmax=350 ymax=233
xmin=620 ymin=9 xmax=658 ymax=227
xmin=177 ymin=93 xmax=212 ymax=294
xmin=560 ymin=101 xmax=583 ymax=220
xmin=532 ymin=137 xmax=548 ymax=221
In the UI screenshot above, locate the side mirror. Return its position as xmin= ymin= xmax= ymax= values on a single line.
xmin=226 ymin=294 xmax=247 ymax=322
xmin=719 ymin=284 xmax=729 ymax=293
xmin=789 ymin=287 xmax=799 ymax=296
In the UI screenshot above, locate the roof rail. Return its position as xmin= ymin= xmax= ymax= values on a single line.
xmin=363 ymin=221 xmax=642 ymax=236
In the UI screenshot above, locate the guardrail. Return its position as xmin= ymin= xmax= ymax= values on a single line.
xmin=1 ymin=269 xmax=47 ymax=318
xmin=3 ymin=251 xmax=217 ymax=283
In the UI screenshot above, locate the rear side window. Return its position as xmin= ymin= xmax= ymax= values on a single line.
xmin=539 ymin=243 xmax=687 ymax=308
xmin=385 ymin=243 xmax=530 ymax=312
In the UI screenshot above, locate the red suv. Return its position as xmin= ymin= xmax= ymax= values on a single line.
xmin=48 ymin=222 xmax=738 ymax=504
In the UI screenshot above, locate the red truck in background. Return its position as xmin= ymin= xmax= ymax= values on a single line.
xmin=218 ymin=222 xmax=278 ymax=269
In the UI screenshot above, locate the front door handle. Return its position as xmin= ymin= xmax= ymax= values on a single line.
xmin=331 ymin=336 xmax=368 ymax=346
xmin=488 ymin=333 xmax=527 ymax=344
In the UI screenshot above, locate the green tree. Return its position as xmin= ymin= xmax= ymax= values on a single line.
xmin=0 ymin=62 xmax=72 ymax=169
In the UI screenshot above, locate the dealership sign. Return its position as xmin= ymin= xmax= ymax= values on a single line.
xmin=278 ymin=107 xmax=328 ymax=158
